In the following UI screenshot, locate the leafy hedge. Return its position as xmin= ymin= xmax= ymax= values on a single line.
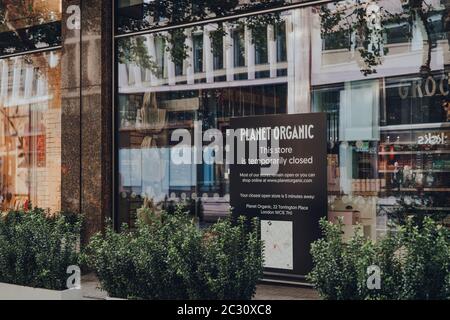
xmin=83 ymin=210 xmax=263 ymax=300
xmin=0 ymin=208 xmax=82 ymax=290
xmin=308 ymin=217 xmax=450 ymax=300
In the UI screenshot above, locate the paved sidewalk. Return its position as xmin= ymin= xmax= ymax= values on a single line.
xmin=81 ymin=273 xmax=108 ymax=300
xmin=254 ymin=283 xmax=320 ymax=300
xmin=81 ymin=274 xmax=320 ymax=300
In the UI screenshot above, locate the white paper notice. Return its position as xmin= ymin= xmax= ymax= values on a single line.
xmin=261 ymin=220 xmax=293 ymax=270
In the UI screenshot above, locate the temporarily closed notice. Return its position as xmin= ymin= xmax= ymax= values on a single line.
xmin=230 ymin=113 xmax=327 ymax=277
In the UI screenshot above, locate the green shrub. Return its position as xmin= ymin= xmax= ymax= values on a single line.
xmin=199 ymin=216 xmax=263 ymax=300
xmin=307 ymin=218 xmax=375 ymax=300
xmin=0 ymin=208 xmax=82 ymax=290
xmin=83 ymin=210 xmax=263 ymax=300
xmin=398 ymin=218 xmax=450 ymax=299
xmin=308 ymin=217 xmax=450 ymax=300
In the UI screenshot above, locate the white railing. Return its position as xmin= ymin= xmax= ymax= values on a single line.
xmin=119 ymin=19 xmax=290 ymax=91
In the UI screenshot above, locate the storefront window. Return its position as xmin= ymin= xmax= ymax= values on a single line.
xmin=311 ymin=0 xmax=450 ymax=238
xmin=115 ymin=3 xmax=296 ymax=226
xmin=115 ymin=0 xmax=450 ymax=235
xmin=117 ymin=84 xmax=287 ymax=227
xmin=0 ymin=1 xmax=62 ymax=212
xmin=0 ymin=51 xmax=62 ymax=212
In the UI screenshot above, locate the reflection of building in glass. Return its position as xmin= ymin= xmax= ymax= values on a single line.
xmin=0 ymin=0 xmax=448 ymax=246
xmin=0 ymin=52 xmax=61 ymax=212
xmin=0 ymin=0 xmax=61 ymax=212
xmin=115 ymin=0 xmax=450 ymax=237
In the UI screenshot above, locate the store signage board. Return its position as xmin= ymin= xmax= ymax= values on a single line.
xmin=230 ymin=113 xmax=327 ymax=278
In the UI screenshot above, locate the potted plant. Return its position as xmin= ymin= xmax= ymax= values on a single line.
xmin=0 ymin=208 xmax=82 ymax=300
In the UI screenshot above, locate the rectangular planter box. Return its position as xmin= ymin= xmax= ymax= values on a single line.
xmin=0 ymin=282 xmax=82 ymax=300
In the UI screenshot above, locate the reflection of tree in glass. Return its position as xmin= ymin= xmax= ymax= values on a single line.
xmin=0 ymin=0 xmax=61 ymax=55
xmin=382 ymin=195 xmax=449 ymax=227
xmin=0 ymin=0 xmax=60 ymax=30
xmin=0 ymin=2 xmax=61 ymax=156
xmin=117 ymin=0 xmax=285 ymax=69
xmin=117 ymin=0 xmax=287 ymax=33
xmin=319 ymin=0 xmax=449 ymax=76
xmin=0 ymin=52 xmax=61 ymax=163
xmin=118 ymin=36 xmax=159 ymax=73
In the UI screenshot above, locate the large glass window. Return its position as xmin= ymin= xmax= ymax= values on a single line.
xmin=311 ymin=0 xmax=450 ymax=238
xmin=0 ymin=1 xmax=62 ymax=212
xmin=115 ymin=0 xmax=450 ymax=235
xmin=116 ymin=11 xmax=291 ymax=226
xmin=0 ymin=51 xmax=62 ymax=212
